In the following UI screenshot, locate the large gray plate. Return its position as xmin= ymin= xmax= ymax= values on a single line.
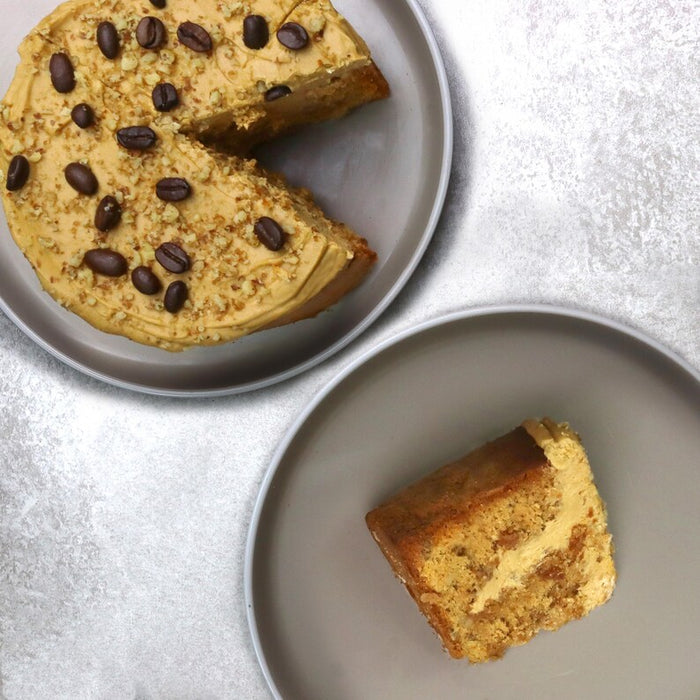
xmin=0 ymin=0 xmax=451 ymax=395
xmin=246 ymin=306 xmax=700 ymax=700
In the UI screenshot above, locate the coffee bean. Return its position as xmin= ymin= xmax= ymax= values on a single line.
xmin=243 ymin=15 xmax=269 ymax=49
xmin=49 ymin=52 xmax=76 ymax=93
xmin=152 ymin=82 xmax=179 ymax=112
xmin=116 ymin=126 xmax=158 ymax=150
xmin=149 ymin=0 xmax=166 ymax=8
xmin=64 ymin=162 xmax=98 ymax=195
xmin=6 ymin=155 xmax=30 ymax=191
xmin=254 ymin=216 xmax=286 ymax=251
xmin=164 ymin=280 xmax=188 ymax=313
xmin=96 ymin=21 xmax=120 ymax=59
xmin=177 ymin=22 xmax=212 ymax=52
xmin=131 ymin=266 xmax=162 ymax=295
xmin=277 ymin=22 xmax=309 ymax=50
xmin=94 ymin=195 xmax=122 ymax=231
xmin=156 ymin=177 xmax=191 ymax=201
xmin=156 ymin=242 xmax=191 ymax=273
xmin=71 ymin=103 xmax=95 ymax=128
xmin=83 ymin=248 xmax=128 ymax=276
xmin=136 ymin=16 xmax=166 ymax=50
xmin=264 ymin=85 xmax=292 ymax=102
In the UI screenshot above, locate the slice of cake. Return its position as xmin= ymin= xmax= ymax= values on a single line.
xmin=365 ymin=418 xmax=616 ymax=662
xmin=0 ymin=0 xmax=388 ymax=350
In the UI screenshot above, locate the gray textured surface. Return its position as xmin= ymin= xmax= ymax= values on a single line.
xmin=1 ymin=0 xmax=698 ymax=698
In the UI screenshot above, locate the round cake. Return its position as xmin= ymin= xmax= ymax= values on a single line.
xmin=0 ymin=0 xmax=388 ymax=350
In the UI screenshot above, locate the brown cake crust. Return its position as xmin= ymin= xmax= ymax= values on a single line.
xmin=368 ymin=428 xmax=550 ymax=543
xmin=263 ymin=231 xmax=376 ymax=329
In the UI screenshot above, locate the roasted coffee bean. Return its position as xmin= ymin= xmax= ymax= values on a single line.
xmin=152 ymin=82 xmax=179 ymax=112
xmin=155 ymin=242 xmax=191 ymax=273
xmin=177 ymin=22 xmax=212 ymax=52
xmin=254 ymin=216 xmax=286 ymax=251
xmin=164 ymin=280 xmax=188 ymax=313
xmin=149 ymin=0 xmax=166 ymax=8
xmin=71 ymin=103 xmax=95 ymax=128
xmin=64 ymin=162 xmax=98 ymax=195
xmin=243 ymin=15 xmax=269 ymax=49
xmin=156 ymin=177 xmax=191 ymax=201
xmin=264 ymin=85 xmax=292 ymax=102
xmin=131 ymin=266 xmax=162 ymax=295
xmin=83 ymin=248 xmax=128 ymax=276
xmin=277 ymin=22 xmax=309 ymax=50
xmin=116 ymin=126 xmax=158 ymax=150
xmin=94 ymin=195 xmax=122 ymax=231
xmin=6 ymin=155 xmax=30 ymax=191
xmin=136 ymin=16 xmax=166 ymax=49
xmin=49 ymin=52 xmax=76 ymax=93
xmin=97 ymin=21 xmax=120 ymax=59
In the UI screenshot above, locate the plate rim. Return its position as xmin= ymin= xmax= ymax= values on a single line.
xmin=244 ymin=302 xmax=699 ymax=699
xmin=0 ymin=0 xmax=454 ymax=397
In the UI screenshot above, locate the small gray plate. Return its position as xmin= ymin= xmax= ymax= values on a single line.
xmin=246 ymin=306 xmax=700 ymax=700
xmin=0 ymin=0 xmax=452 ymax=396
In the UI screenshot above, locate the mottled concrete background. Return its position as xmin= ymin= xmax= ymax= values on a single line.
xmin=1 ymin=0 xmax=698 ymax=698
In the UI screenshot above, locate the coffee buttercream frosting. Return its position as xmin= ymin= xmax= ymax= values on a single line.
xmin=0 ymin=0 xmax=388 ymax=350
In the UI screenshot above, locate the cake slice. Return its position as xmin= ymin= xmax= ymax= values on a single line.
xmin=365 ymin=418 xmax=616 ymax=662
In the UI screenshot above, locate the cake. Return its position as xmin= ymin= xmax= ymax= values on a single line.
xmin=0 ymin=0 xmax=389 ymax=350
xmin=365 ymin=418 xmax=616 ymax=662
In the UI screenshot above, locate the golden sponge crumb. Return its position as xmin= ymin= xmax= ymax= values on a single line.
xmin=366 ymin=418 xmax=616 ymax=662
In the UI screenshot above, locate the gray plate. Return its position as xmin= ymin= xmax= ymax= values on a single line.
xmin=246 ymin=306 xmax=700 ymax=700
xmin=0 ymin=0 xmax=451 ymax=396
